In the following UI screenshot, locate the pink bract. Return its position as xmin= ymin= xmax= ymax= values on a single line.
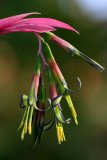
xmin=14 ymin=18 xmax=79 ymax=34
xmin=0 ymin=12 xmax=40 ymax=30
xmin=0 ymin=13 xmax=79 ymax=34
xmin=0 ymin=24 xmax=56 ymax=34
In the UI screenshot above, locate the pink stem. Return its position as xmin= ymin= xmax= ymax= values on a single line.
xmin=34 ymin=32 xmax=47 ymax=74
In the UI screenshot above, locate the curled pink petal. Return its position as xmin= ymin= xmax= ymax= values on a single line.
xmin=15 ymin=18 xmax=79 ymax=34
xmin=0 ymin=24 xmax=56 ymax=34
xmin=0 ymin=12 xmax=40 ymax=30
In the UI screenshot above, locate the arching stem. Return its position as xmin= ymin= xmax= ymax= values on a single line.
xmin=35 ymin=33 xmax=47 ymax=74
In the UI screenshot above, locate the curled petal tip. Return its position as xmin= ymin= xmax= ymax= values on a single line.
xmin=77 ymin=77 xmax=82 ymax=89
xmin=64 ymin=77 xmax=82 ymax=95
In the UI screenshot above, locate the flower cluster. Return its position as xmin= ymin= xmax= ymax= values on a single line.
xmin=0 ymin=12 xmax=105 ymax=146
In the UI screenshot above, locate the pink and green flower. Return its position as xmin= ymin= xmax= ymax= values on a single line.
xmin=0 ymin=12 xmax=105 ymax=146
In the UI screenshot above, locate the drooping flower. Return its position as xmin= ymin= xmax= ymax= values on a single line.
xmin=18 ymin=55 xmax=42 ymax=140
xmin=43 ymin=39 xmax=80 ymax=125
xmin=45 ymin=32 xmax=105 ymax=72
xmin=46 ymin=66 xmax=67 ymax=144
xmin=0 ymin=12 xmax=105 ymax=146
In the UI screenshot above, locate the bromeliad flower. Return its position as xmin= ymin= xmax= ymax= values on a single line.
xmin=43 ymin=39 xmax=81 ymax=125
xmin=45 ymin=32 xmax=105 ymax=72
xmin=46 ymin=66 xmax=71 ymax=144
xmin=0 ymin=12 xmax=105 ymax=146
xmin=18 ymin=55 xmax=42 ymax=139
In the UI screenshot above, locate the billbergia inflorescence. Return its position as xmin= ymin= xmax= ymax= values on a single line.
xmin=0 ymin=12 xmax=105 ymax=146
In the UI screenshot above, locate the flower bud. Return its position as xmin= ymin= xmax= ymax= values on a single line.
xmin=45 ymin=32 xmax=105 ymax=72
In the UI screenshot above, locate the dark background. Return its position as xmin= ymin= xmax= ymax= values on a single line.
xmin=0 ymin=0 xmax=107 ymax=160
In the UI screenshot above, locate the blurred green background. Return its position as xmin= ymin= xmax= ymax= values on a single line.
xmin=0 ymin=0 xmax=107 ymax=160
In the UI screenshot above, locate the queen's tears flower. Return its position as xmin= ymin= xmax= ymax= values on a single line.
xmin=46 ymin=66 xmax=68 ymax=123
xmin=18 ymin=55 xmax=42 ymax=140
xmin=46 ymin=66 xmax=68 ymax=144
xmin=45 ymin=32 xmax=105 ymax=72
xmin=0 ymin=12 xmax=105 ymax=146
xmin=43 ymin=40 xmax=81 ymax=125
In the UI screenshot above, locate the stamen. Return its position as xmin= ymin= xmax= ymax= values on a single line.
xmin=56 ymin=122 xmax=66 ymax=144
xmin=17 ymin=108 xmax=27 ymax=131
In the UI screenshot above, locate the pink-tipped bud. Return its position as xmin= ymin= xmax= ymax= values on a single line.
xmin=46 ymin=32 xmax=73 ymax=52
xmin=46 ymin=32 xmax=105 ymax=72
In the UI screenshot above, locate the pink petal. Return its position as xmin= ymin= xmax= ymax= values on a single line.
xmin=0 ymin=12 xmax=40 ymax=30
xmin=0 ymin=24 xmax=56 ymax=34
xmin=15 ymin=18 xmax=79 ymax=34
